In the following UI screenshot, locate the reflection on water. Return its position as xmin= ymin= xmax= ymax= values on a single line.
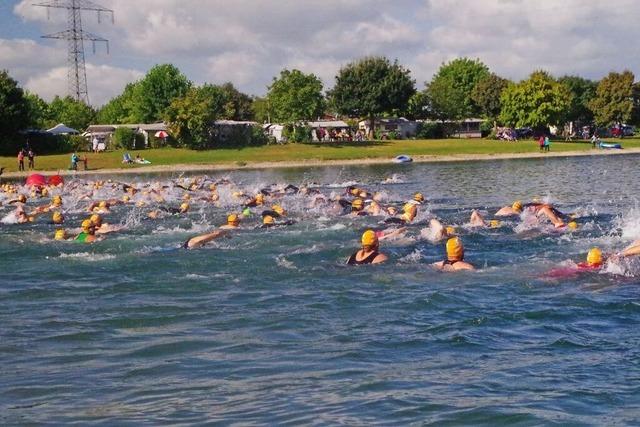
xmin=1 ymin=154 xmax=640 ymax=424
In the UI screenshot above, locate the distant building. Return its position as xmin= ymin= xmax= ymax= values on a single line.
xmin=84 ymin=122 xmax=167 ymax=147
xmin=358 ymin=117 xmax=418 ymax=139
xmin=420 ymin=118 xmax=485 ymax=139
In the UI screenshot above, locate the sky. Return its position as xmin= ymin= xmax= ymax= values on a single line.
xmin=1 ymin=0 xmax=640 ymax=107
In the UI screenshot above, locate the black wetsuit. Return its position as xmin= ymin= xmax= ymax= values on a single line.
xmin=384 ymin=217 xmax=406 ymax=225
xmin=346 ymin=250 xmax=379 ymax=265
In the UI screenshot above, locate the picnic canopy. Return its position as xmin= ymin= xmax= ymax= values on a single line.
xmin=46 ymin=123 xmax=80 ymax=135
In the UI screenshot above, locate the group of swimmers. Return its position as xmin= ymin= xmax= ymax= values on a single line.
xmin=1 ymin=176 xmax=639 ymax=275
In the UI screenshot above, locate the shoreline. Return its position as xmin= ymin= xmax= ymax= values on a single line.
xmin=3 ymin=148 xmax=639 ymax=178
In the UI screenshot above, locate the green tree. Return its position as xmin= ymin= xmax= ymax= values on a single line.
xmin=558 ymin=75 xmax=597 ymax=124
xmin=24 ymin=91 xmax=52 ymax=129
xmin=329 ymin=56 xmax=415 ymax=137
xmin=589 ymin=70 xmax=635 ymax=127
xmin=219 ymin=82 xmax=254 ymax=120
xmin=48 ymin=95 xmax=96 ymax=131
xmin=470 ymin=73 xmax=510 ymax=126
xmin=405 ymin=90 xmax=431 ymax=120
xmin=428 ymin=58 xmax=490 ymax=120
xmin=164 ymin=84 xmax=226 ymax=149
xmin=499 ymin=71 xmax=572 ymax=129
xmin=0 ymin=70 xmax=30 ymax=138
xmin=267 ymin=69 xmax=324 ymax=122
xmin=251 ymin=96 xmax=270 ymax=123
xmin=131 ymin=64 xmax=191 ymax=123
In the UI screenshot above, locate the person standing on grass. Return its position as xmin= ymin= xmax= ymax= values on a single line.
xmin=27 ymin=149 xmax=35 ymax=169
xmin=538 ymin=135 xmax=545 ymax=151
xmin=17 ymin=150 xmax=25 ymax=171
xmin=544 ymin=136 xmax=550 ymax=152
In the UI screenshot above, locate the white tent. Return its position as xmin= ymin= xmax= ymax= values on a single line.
xmin=46 ymin=123 xmax=80 ymax=135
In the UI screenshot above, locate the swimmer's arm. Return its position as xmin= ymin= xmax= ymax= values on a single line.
xmin=379 ymin=227 xmax=407 ymax=240
xmin=620 ymin=243 xmax=640 ymax=258
xmin=372 ymin=253 xmax=388 ymax=264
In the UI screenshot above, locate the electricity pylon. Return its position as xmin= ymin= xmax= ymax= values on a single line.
xmin=33 ymin=0 xmax=114 ymax=104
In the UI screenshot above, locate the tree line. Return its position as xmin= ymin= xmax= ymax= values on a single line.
xmin=1 ymin=57 xmax=639 ymax=153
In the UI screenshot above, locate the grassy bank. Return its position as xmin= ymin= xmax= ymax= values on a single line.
xmin=1 ymin=138 xmax=638 ymax=174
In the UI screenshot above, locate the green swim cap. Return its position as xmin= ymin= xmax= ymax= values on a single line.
xmin=242 ymin=207 xmax=251 ymax=216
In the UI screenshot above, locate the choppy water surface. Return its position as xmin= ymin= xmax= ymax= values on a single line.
xmin=2 ymin=155 xmax=640 ymax=425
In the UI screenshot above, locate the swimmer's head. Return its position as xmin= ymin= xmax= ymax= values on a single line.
xmin=54 ymin=229 xmax=66 ymax=241
xmin=52 ymin=211 xmax=64 ymax=224
xmin=227 ymin=214 xmax=240 ymax=226
xmin=587 ymin=247 xmax=603 ymax=267
xmin=81 ymin=219 xmax=93 ymax=232
xmin=242 ymin=207 xmax=251 ymax=217
xmin=490 ymin=219 xmax=501 ymax=228
xmin=52 ymin=195 xmax=62 ymax=205
xmin=263 ymin=215 xmax=275 ymax=225
xmin=361 ymin=229 xmax=378 ymax=249
xmin=90 ymin=213 xmax=102 ymax=226
xmin=387 ymin=206 xmax=398 ymax=216
xmin=182 ymin=193 xmax=191 ymax=201
xmin=209 ymin=183 xmax=217 ymax=191
xmin=272 ymin=205 xmax=285 ymax=216
xmin=349 ymin=187 xmax=360 ymax=196
xmin=352 ymin=198 xmax=364 ymax=211
xmin=98 ymin=200 xmax=108 ymax=209
xmin=413 ymin=193 xmax=425 ymax=204
xmin=512 ymin=201 xmax=523 ymax=213
xmin=121 ymin=195 xmax=130 ymax=203
xmin=445 ymin=226 xmax=456 ymax=235
xmin=41 ymin=188 xmax=48 ymax=197
xmin=567 ymin=221 xmax=578 ymax=230
xmin=179 ymin=202 xmax=190 ymax=213
xmin=18 ymin=194 xmax=26 ymax=203
xmin=255 ymin=194 xmax=265 ymax=204
xmin=446 ymin=237 xmax=464 ymax=261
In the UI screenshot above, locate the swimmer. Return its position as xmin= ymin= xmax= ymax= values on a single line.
xmin=422 ymin=218 xmax=455 ymax=242
xmin=52 ymin=211 xmax=64 ymax=224
xmin=385 ymin=203 xmax=417 ymax=224
xmin=411 ymin=192 xmax=425 ymax=205
xmin=468 ymin=210 xmax=486 ymax=227
xmin=346 ymin=229 xmax=388 ymax=265
xmin=261 ymin=204 xmax=286 ymax=218
xmin=75 ymin=219 xmax=98 ymax=243
xmin=91 ymin=214 xmax=123 ymax=235
xmin=350 ymin=198 xmax=367 ymax=216
xmin=432 ymin=237 xmax=475 ymax=271
xmin=495 ymin=200 xmax=523 ymax=217
xmin=54 ymin=228 xmax=68 ymax=241
xmin=219 ymin=214 xmax=240 ymax=230
xmin=244 ymin=194 xmax=265 ymax=208
xmin=260 ymin=214 xmax=295 ymax=228
xmin=182 ymin=229 xmax=227 ymax=249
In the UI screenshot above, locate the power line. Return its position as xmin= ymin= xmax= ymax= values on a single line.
xmin=33 ymin=0 xmax=114 ymax=105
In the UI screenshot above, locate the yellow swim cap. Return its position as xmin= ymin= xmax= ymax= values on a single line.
xmin=90 ymin=213 xmax=102 ymax=226
xmin=227 ymin=214 xmax=239 ymax=225
xmin=490 ymin=219 xmax=501 ymax=228
xmin=263 ymin=215 xmax=275 ymax=225
xmin=349 ymin=188 xmax=360 ymax=196
xmin=361 ymin=229 xmax=378 ymax=247
xmin=445 ymin=226 xmax=456 ymax=235
xmin=512 ymin=201 xmax=523 ymax=212
xmin=209 ymin=183 xmax=217 ymax=191
xmin=52 ymin=211 xmax=64 ymax=224
xmin=352 ymin=198 xmax=364 ymax=209
xmin=136 ymin=201 xmax=146 ymax=208
xmin=98 ymin=200 xmax=108 ymax=208
xmin=81 ymin=219 xmax=93 ymax=231
xmin=52 ymin=195 xmax=62 ymax=206
xmin=180 ymin=202 xmax=190 ymax=212
xmin=567 ymin=221 xmax=578 ymax=230
xmin=18 ymin=194 xmax=27 ymax=203
xmin=232 ymin=191 xmax=244 ymax=198
xmin=54 ymin=229 xmax=66 ymax=240
xmin=446 ymin=237 xmax=464 ymax=261
xmin=413 ymin=193 xmax=425 ymax=203
xmin=255 ymin=194 xmax=265 ymax=204
xmin=182 ymin=193 xmax=191 ymax=201
xmin=28 ymin=215 xmax=34 ymax=222
xmin=122 ymin=195 xmax=130 ymax=202
xmin=587 ymin=248 xmax=603 ymax=266
xmin=272 ymin=205 xmax=285 ymax=216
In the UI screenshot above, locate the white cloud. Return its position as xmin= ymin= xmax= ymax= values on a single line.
xmin=8 ymin=0 xmax=640 ymax=104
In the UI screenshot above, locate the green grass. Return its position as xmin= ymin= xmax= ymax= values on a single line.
xmin=2 ymin=138 xmax=639 ymax=173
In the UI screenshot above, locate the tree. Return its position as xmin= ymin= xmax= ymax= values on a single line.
xmin=329 ymin=56 xmax=415 ymax=137
xmin=0 ymin=69 xmax=30 ymax=138
xmin=471 ymin=73 xmax=510 ymax=126
xmin=266 ymin=69 xmax=324 ymax=122
xmin=24 ymin=91 xmax=52 ymax=129
xmin=251 ymin=96 xmax=270 ymax=123
xmin=427 ymin=58 xmax=490 ymax=120
xmin=558 ymin=76 xmax=597 ymax=124
xmin=131 ymin=64 xmax=191 ymax=123
xmin=589 ymin=70 xmax=635 ymax=127
xmin=405 ymin=90 xmax=432 ymax=120
xmin=219 ymin=82 xmax=254 ymax=121
xmin=499 ymin=71 xmax=572 ymax=129
xmin=48 ymin=96 xmax=96 ymax=131
xmin=164 ymin=84 xmax=226 ymax=149
xmin=96 ymin=82 xmax=140 ymax=124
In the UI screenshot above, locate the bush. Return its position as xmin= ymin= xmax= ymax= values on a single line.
xmin=64 ymin=135 xmax=90 ymax=152
xmin=113 ymin=127 xmax=136 ymax=150
xmin=283 ymin=124 xmax=312 ymax=143
xmin=134 ymin=133 xmax=146 ymax=150
xmin=416 ymin=122 xmax=444 ymax=139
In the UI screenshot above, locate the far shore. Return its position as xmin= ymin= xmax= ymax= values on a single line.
xmin=3 ymin=147 xmax=639 ymax=179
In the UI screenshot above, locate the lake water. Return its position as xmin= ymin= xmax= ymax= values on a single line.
xmin=2 ymin=154 xmax=640 ymax=425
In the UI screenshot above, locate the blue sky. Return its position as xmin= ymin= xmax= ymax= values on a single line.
xmin=2 ymin=0 xmax=640 ymax=106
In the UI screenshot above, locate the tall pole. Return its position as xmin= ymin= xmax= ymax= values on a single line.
xmin=34 ymin=0 xmax=113 ymax=105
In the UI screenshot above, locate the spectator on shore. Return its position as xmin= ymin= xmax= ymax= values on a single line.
xmin=27 ymin=149 xmax=35 ymax=169
xmin=17 ymin=150 xmax=25 ymax=171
